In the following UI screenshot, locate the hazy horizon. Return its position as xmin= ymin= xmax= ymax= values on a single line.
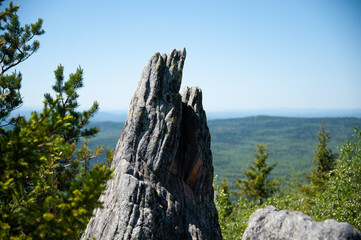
xmin=14 ymin=106 xmax=361 ymax=122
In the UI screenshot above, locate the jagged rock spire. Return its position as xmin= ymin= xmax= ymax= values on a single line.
xmin=82 ymin=49 xmax=222 ymax=240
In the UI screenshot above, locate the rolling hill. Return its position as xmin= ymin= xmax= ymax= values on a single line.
xmin=87 ymin=116 xmax=361 ymax=187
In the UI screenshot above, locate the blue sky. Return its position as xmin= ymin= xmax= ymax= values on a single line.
xmin=7 ymin=0 xmax=361 ymax=112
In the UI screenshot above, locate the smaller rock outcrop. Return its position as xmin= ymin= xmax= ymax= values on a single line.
xmin=242 ymin=206 xmax=361 ymax=240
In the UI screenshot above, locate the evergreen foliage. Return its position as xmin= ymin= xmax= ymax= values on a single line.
xmin=308 ymin=121 xmax=337 ymax=188
xmin=45 ymin=65 xmax=99 ymax=143
xmin=233 ymin=144 xmax=279 ymax=204
xmin=0 ymin=0 xmax=44 ymax=126
xmin=215 ymin=145 xmax=280 ymax=239
xmin=299 ymin=122 xmax=338 ymax=208
xmin=266 ymin=126 xmax=361 ymax=231
xmin=0 ymin=2 xmax=113 ymax=239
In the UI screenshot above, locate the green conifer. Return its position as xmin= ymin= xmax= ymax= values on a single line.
xmin=233 ymin=144 xmax=279 ymax=204
xmin=0 ymin=2 xmax=113 ymax=239
xmin=310 ymin=121 xmax=337 ymax=185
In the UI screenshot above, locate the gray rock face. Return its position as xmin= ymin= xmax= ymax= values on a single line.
xmin=242 ymin=206 xmax=361 ymax=240
xmin=82 ymin=49 xmax=222 ymax=240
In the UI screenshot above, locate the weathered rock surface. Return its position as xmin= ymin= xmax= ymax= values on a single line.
xmin=82 ymin=49 xmax=222 ymax=240
xmin=242 ymin=206 xmax=361 ymax=240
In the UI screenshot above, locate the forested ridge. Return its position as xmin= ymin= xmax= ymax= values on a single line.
xmin=87 ymin=116 xmax=361 ymax=182
xmin=209 ymin=116 xmax=361 ymax=180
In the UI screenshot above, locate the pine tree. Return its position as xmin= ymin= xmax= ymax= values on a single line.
xmin=311 ymin=121 xmax=337 ymax=184
xmin=45 ymin=65 xmax=99 ymax=143
xmin=0 ymin=0 xmax=44 ymax=126
xmin=0 ymin=2 xmax=113 ymax=239
xmin=303 ymin=121 xmax=337 ymax=193
xmin=233 ymin=144 xmax=279 ymax=204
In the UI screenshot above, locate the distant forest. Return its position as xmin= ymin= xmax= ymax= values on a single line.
xmin=87 ymin=116 xmax=361 ymax=188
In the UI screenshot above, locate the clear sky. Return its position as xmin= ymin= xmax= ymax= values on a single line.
xmin=7 ymin=0 xmax=361 ymax=112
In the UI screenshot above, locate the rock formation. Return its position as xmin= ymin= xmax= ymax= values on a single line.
xmin=82 ymin=49 xmax=222 ymax=240
xmin=242 ymin=206 xmax=361 ymax=240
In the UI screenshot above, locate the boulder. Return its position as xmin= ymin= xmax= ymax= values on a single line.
xmin=82 ymin=49 xmax=222 ymax=240
xmin=242 ymin=206 xmax=361 ymax=240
